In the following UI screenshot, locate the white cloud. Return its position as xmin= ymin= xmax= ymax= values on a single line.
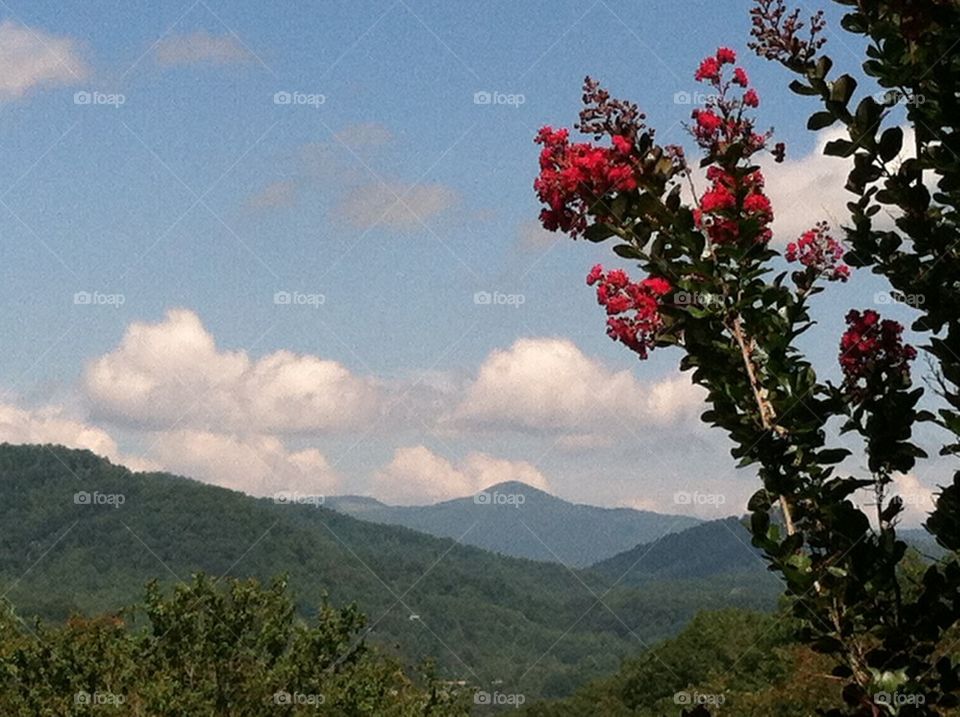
xmin=372 ymin=445 xmax=550 ymax=505
xmin=679 ymin=126 xmax=909 ymax=246
xmin=85 ymin=309 xmax=378 ymax=434
xmin=149 ymin=429 xmax=339 ymax=497
xmin=0 ymin=21 xmax=88 ymax=99
xmin=335 ymin=182 xmax=458 ymax=230
xmin=848 ymin=471 xmax=937 ymax=528
xmin=0 ymin=400 xmax=156 ymax=471
xmin=0 ymin=397 xmax=339 ymax=498
xmin=451 ymin=337 xmax=705 ymax=435
xmin=154 ymin=31 xmax=250 ymax=66
xmin=759 ymin=127 xmax=858 ymax=245
xmin=617 ymin=496 xmax=661 ymax=512
xmin=891 ymin=472 xmax=936 ymax=527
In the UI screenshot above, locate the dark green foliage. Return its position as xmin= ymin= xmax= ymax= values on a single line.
xmin=0 ymin=574 xmax=470 ymax=715
xmin=590 ymin=517 xmax=773 ymax=583
xmin=748 ymin=1 xmax=960 ymax=711
xmin=0 ymin=443 xmax=776 ymax=703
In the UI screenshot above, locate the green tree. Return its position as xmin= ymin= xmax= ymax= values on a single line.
xmin=0 ymin=574 xmax=469 ymax=716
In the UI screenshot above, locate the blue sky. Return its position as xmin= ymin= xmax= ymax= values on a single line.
xmin=0 ymin=0 xmax=944 ymax=522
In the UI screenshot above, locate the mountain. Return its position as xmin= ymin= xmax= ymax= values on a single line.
xmin=589 ymin=518 xmax=952 ymax=587
xmin=590 ymin=516 xmax=777 ymax=586
xmin=325 ymin=481 xmax=702 ymax=567
xmin=0 ymin=443 xmax=778 ymax=702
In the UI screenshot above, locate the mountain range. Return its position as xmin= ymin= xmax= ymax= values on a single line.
xmin=0 ymin=443 xmax=780 ymax=701
xmin=325 ymin=483 xmax=702 ymax=567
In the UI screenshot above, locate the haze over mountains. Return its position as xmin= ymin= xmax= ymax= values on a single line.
xmin=326 ymin=482 xmax=703 ymax=567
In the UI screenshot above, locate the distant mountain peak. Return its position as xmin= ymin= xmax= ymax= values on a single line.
xmin=474 ymin=481 xmax=553 ymax=498
xmin=329 ymin=479 xmax=702 ymax=567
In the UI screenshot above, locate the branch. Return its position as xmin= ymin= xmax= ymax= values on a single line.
xmin=729 ymin=314 xmax=796 ymax=535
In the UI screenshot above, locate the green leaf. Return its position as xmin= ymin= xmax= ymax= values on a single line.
xmin=817 ymin=448 xmax=852 ymax=465
xmin=830 ymin=75 xmax=857 ymax=106
xmin=583 ymin=222 xmax=614 ymax=243
xmin=878 ymin=127 xmax=903 ymax=162
xmin=789 ymin=79 xmax=819 ymax=96
xmin=612 ymin=243 xmax=642 ymax=259
xmin=825 ymin=139 xmax=856 ymax=158
xmin=808 ymin=111 xmax=837 ymax=131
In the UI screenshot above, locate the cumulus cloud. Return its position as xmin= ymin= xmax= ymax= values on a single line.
xmin=891 ymin=472 xmax=936 ymax=527
xmin=0 ymin=401 xmax=156 ymax=471
xmin=758 ymin=127 xmax=859 ymax=245
xmin=335 ymin=182 xmax=458 ymax=231
xmin=154 ymin=31 xmax=250 ymax=66
xmin=149 ymin=429 xmax=339 ymax=497
xmin=84 ymin=309 xmax=378 ymax=434
xmin=372 ymin=445 xmax=550 ymax=505
xmin=847 ymin=471 xmax=937 ymax=528
xmin=679 ymin=126 xmax=910 ymax=246
xmin=0 ymin=20 xmax=88 ymax=99
xmin=451 ymin=337 xmax=705 ymax=435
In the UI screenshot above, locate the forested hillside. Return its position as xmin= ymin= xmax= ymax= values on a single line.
xmin=0 ymin=443 xmax=779 ymax=701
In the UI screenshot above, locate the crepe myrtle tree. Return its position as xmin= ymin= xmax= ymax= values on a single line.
xmin=533 ymin=41 xmax=960 ymax=716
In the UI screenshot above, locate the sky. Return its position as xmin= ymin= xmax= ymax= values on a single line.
xmin=0 ymin=0 xmax=947 ymax=523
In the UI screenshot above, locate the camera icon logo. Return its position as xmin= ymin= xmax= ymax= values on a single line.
xmin=274 ymin=291 xmax=291 ymax=305
xmin=273 ymin=91 xmax=292 ymax=105
xmin=474 ymin=91 xmax=492 ymax=105
xmin=673 ymin=90 xmax=691 ymax=105
xmin=474 ymin=291 xmax=492 ymax=305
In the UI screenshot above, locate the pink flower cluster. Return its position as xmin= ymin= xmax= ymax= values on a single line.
xmin=587 ymin=264 xmax=670 ymax=359
xmin=690 ymin=48 xmax=770 ymax=158
xmin=839 ymin=309 xmax=916 ymax=401
xmin=786 ymin=222 xmax=850 ymax=282
xmin=534 ymin=127 xmax=637 ymax=237
xmin=689 ymin=49 xmax=777 ymax=245
xmin=694 ymin=166 xmax=773 ymax=244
